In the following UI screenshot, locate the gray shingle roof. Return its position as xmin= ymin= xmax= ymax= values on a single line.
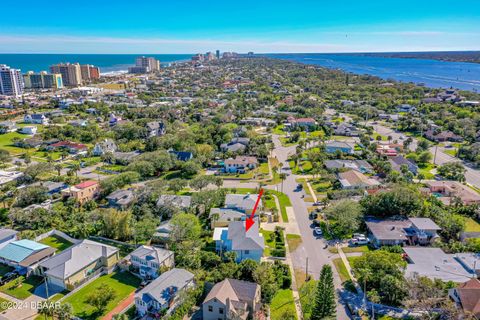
xmin=157 ymin=195 xmax=192 ymax=209
xmin=39 ymin=239 xmax=119 ymax=279
xmin=129 ymin=245 xmax=173 ymax=264
xmin=136 ymin=268 xmax=194 ymax=305
xmin=227 ymin=221 xmax=264 ymax=251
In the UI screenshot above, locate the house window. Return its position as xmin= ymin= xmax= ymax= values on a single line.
xmin=219 ymin=308 xmax=224 ymax=314
xmin=208 ymin=306 xmax=213 ymax=312
xmin=245 ymin=250 xmax=250 ymax=254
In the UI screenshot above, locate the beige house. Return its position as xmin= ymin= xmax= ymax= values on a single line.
xmin=61 ymin=180 xmax=99 ymax=204
xmin=203 ymin=278 xmax=261 ymax=320
xmin=38 ymin=239 xmax=119 ymax=291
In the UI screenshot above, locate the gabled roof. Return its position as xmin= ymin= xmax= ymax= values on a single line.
xmin=204 ymin=278 xmax=259 ymax=306
xmin=157 ymin=195 xmax=191 ymax=209
xmin=226 ymin=221 xmax=264 ymax=251
xmin=409 ymin=218 xmax=441 ymax=230
xmin=136 ymin=268 xmax=194 ymax=305
xmin=39 ymin=239 xmax=119 ymax=280
xmin=75 ymin=180 xmax=98 ymax=189
xmin=225 ymin=194 xmax=261 ymax=212
xmin=129 ymin=245 xmax=173 ymax=264
xmin=456 ymin=279 xmax=480 ymax=318
xmin=0 ymin=228 xmax=18 ymax=241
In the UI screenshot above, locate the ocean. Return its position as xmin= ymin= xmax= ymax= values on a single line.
xmin=267 ymin=53 xmax=480 ymax=92
xmin=0 ymin=54 xmax=193 ymax=74
xmin=1 ymin=53 xmax=479 ymax=91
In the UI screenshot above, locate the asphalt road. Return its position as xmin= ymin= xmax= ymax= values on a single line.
xmin=270 ymin=134 xmax=350 ymax=319
xmin=370 ymin=121 xmax=480 ymax=188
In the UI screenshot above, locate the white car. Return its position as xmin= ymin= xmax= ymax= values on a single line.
xmin=351 ymin=237 xmax=369 ymax=245
xmin=314 ymin=227 xmax=323 ymax=236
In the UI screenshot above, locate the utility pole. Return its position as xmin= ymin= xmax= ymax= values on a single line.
xmin=305 ymin=257 xmax=309 ymax=280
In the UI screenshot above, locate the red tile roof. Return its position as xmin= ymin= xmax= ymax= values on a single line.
xmin=75 ymin=180 xmax=98 ymax=189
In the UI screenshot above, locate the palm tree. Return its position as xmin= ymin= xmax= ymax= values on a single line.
xmin=54 ymin=163 xmax=63 ymax=177
xmin=71 ymin=163 xmax=80 ymax=177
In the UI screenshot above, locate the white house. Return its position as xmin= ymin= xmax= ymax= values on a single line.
xmin=20 ymin=126 xmax=37 ymax=135
xmin=128 ymin=245 xmax=174 ymax=279
xmin=24 ymin=114 xmax=49 ymax=125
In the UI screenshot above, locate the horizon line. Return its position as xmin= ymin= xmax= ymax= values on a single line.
xmin=1 ymin=49 xmax=480 ymax=55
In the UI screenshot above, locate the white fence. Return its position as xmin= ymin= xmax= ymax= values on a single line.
xmin=35 ymin=229 xmax=81 ymax=244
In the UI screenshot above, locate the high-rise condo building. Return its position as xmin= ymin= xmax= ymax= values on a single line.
xmin=0 ymin=65 xmax=24 ymax=96
xmin=130 ymin=56 xmax=160 ymax=73
xmin=80 ymin=65 xmax=100 ymax=81
xmin=216 ymin=50 xmax=220 ymax=59
xmin=50 ymin=63 xmax=82 ymax=86
xmin=23 ymin=71 xmax=63 ymax=89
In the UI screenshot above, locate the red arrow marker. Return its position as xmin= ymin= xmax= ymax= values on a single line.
xmin=245 ymin=188 xmax=264 ymax=232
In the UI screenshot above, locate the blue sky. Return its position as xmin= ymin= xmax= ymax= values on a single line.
xmin=1 ymin=0 xmax=479 ymax=53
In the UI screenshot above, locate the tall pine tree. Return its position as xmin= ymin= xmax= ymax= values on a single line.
xmin=311 ymin=264 xmax=336 ymax=320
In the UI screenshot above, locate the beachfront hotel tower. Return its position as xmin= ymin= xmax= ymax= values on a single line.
xmin=23 ymin=71 xmax=63 ymax=89
xmin=0 ymin=64 xmax=24 ymax=96
xmin=50 ymin=63 xmax=83 ymax=86
xmin=128 ymin=56 xmax=161 ymax=74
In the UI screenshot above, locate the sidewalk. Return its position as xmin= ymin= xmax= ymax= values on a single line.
xmin=102 ymin=291 xmax=134 ymax=320
xmin=338 ymin=247 xmax=363 ymax=296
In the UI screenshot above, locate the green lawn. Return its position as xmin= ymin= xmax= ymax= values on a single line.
xmin=332 ymin=258 xmax=351 ymax=283
xmin=63 ymin=272 xmax=141 ymax=320
xmin=0 ymin=275 xmax=43 ymax=299
xmin=342 ymin=245 xmax=371 ymax=254
xmin=418 ymin=163 xmax=436 ymax=179
xmin=260 ymin=228 xmax=286 ymax=257
xmin=299 ymin=280 xmax=317 ymax=320
xmin=273 ymin=125 xmax=286 ymax=135
xmin=0 ymin=296 xmax=10 ymax=312
xmin=261 ymin=229 xmax=275 ymax=256
xmin=464 ymin=217 xmax=480 ymax=232
xmin=265 ymin=190 xmax=291 ymax=222
xmin=39 ymin=235 xmax=73 ymax=252
xmin=270 ymin=289 xmax=297 ymax=320
xmin=0 ymin=132 xmax=28 ymax=155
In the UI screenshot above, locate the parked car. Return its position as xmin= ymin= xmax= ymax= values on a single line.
xmin=0 ymin=271 xmax=19 ymax=285
xmin=296 ymin=183 xmax=303 ymax=190
xmin=350 ymin=236 xmax=370 ymax=246
xmin=309 ymin=212 xmax=318 ymax=220
xmin=314 ymin=227 xmax=323 ymax=236
xmin=312 ymin=201 xmax=322 ymax=206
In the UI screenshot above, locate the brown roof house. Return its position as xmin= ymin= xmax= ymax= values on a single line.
xmin=424 ymin=181 xmax=480 ymax=205
xmin=338 ymin=170 xmax=381 ymax=190
xmin=203 ymin=278 xmax=261 ymax=320
xmin=449 ymin=278 xmax=480 ymax=319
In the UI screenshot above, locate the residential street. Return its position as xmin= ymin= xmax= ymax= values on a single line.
xmin=370 ymin=122 xmax=480 ymax=188
xmin=269 ymin=134 xmax=350 ymax=319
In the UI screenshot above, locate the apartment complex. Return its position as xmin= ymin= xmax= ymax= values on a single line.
xmin=80 ymin=64 xmax=100 ymax=81
xmin=23 ymin=71 xmax=63 ymax=89
xmin=0 ymin=64 xmax=24 ymax=96
xmin=50 ymin=63 xmax=100 ymax=86
xmin=50 ymin=63 xmax=82 ymax=86
xmin=128 ymin=56 xmax=160 ymax=74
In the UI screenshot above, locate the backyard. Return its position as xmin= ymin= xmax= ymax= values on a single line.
xmin=270 ymin=289 xmax=297 ymax=320
xmin=0 ymin=275 xmax=43 ymax=299
xmin=39 ymin=235 xmax=74 ymax=252
xmin=62 ymin=271 xmax=141 ymax=320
